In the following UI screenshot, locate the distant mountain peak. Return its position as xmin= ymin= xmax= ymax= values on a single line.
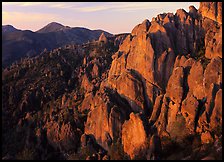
xmin=2 ymin=25 xmax=20 ymax=33
xmin=37 ymin=22 xmax=67 ymax=33
xmin=48 ymin=22 xmax=64 ymax=27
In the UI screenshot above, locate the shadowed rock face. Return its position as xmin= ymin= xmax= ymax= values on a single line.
xmin=108 ymin=69 xmax=145 ymax=113
xmin=2 ymin=2 xmax=222 ymax=160
xmin=84 ymin=88 xmax=132 ymax=150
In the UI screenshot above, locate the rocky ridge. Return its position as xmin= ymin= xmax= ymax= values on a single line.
xmin=2 ymin=2 xmax=222 ymax=160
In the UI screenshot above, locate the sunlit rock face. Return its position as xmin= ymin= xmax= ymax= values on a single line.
xmin=1 ymin=2 xmax=222 ymax=160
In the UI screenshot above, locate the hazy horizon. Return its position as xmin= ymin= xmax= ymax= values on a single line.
xmin=2 ymin=2 xmax=199 ymax=34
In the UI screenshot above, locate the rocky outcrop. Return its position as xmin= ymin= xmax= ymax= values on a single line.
xmin=108 ymin=69 xmax=145 ymax=112
xmin=199 ymin=2 xmax=222 ymax=59
xmin=154 ymin=96 xmax=169 ymax=136
xmin=181 ymin=92 xmax=199 ymax=132
xmin=2 ymin=2 xmax=222 ymax=160
xmin=79 ymin=92 xmax=94 ymax=112
xmin=154 ymin=52 xmax=222 ymax=139
xmin=131 ymin=19 xmax=151 ymax=36
xmin=210 ymin=89 xmax=222 ymax=130
xmin=187 ymin=61 xmax=205 ymax=99
xmin=81 ymin=73 xmax=94 ymax=93
xmin=91 ymin=63 xmax=100 ymax=79
xmin=189 ymin=5 xmax=199 ymax=19
xmin=108 ymin=18 xmax=175 ymax=112
xmin=121 ymin=112 xmax=148 ymax=159
xmin=166 ymin=66 xmax=184 ymax=108
xmin=84 ymin=88 xmax=131 ymax=150
xmin=114 ymin=33 xmax=129 ymax=47
xmin=99 ymin=32 xmax=108 ymax=43
xmin=203 ymin=57 xmax=222 ymax=95
xmin=173 ymin=55 xmax=196 ymax=69
xmin=45 ymin=121 xmax=81 ymax=152
xmin=199 ymin=2 xmax=222 ymax=24
xmin=148 ymin=21 xmax=176 ymax=88
xmin=203 ymin=18 xmax=222 ymax=59
xmin=149 ymin=94 xmax=163 ymax=125
xmin=201 ymin=131 xmax=213 ymax=144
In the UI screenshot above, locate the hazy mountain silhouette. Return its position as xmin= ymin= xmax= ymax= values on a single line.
xmin=37 ymin=22 xmax=69 ymax=33
xmin=2 ymin=22 xmax=112 ymax=67
xmin=2 ymin=25 xmax=21 ymax=33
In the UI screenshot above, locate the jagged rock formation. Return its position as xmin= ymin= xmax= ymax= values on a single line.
xmin=121 ymin=113 xmax=148 ymax=159
xmin=2 ymin=2 xmax=222 ymax=160
xmin=199 ymin=2 xmax=222 ymax=59
xmin=84 ymin=87 xmax=131 ymax=150
xmin=199 ymin=2 xmax=222 ymax=24
xmin=98 ymin=32 xmax=108 ymax=43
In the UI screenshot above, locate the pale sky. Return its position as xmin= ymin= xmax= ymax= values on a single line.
xmin=2 ymin=2 xmax=200 ymax=34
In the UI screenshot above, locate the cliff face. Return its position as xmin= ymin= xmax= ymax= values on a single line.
xmin=84 ymin=3 xmax=222 ymax=159
xmin=199 ymin=2 xmax=222 ymax=59
xmin=2 ymin=2 xmax=222 ymax=160
xmin=199 ymin=2 xmax=222 ymax=24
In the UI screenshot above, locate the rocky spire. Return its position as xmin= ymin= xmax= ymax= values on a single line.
xmin=98 ymin=32 xmax=108 ymax=43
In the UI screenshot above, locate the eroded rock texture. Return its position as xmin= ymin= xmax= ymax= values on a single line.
xmin=121 ymin=113 xmax=148 ymax=159
xmin=2 ymin=2 xmax=222 ymax=160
